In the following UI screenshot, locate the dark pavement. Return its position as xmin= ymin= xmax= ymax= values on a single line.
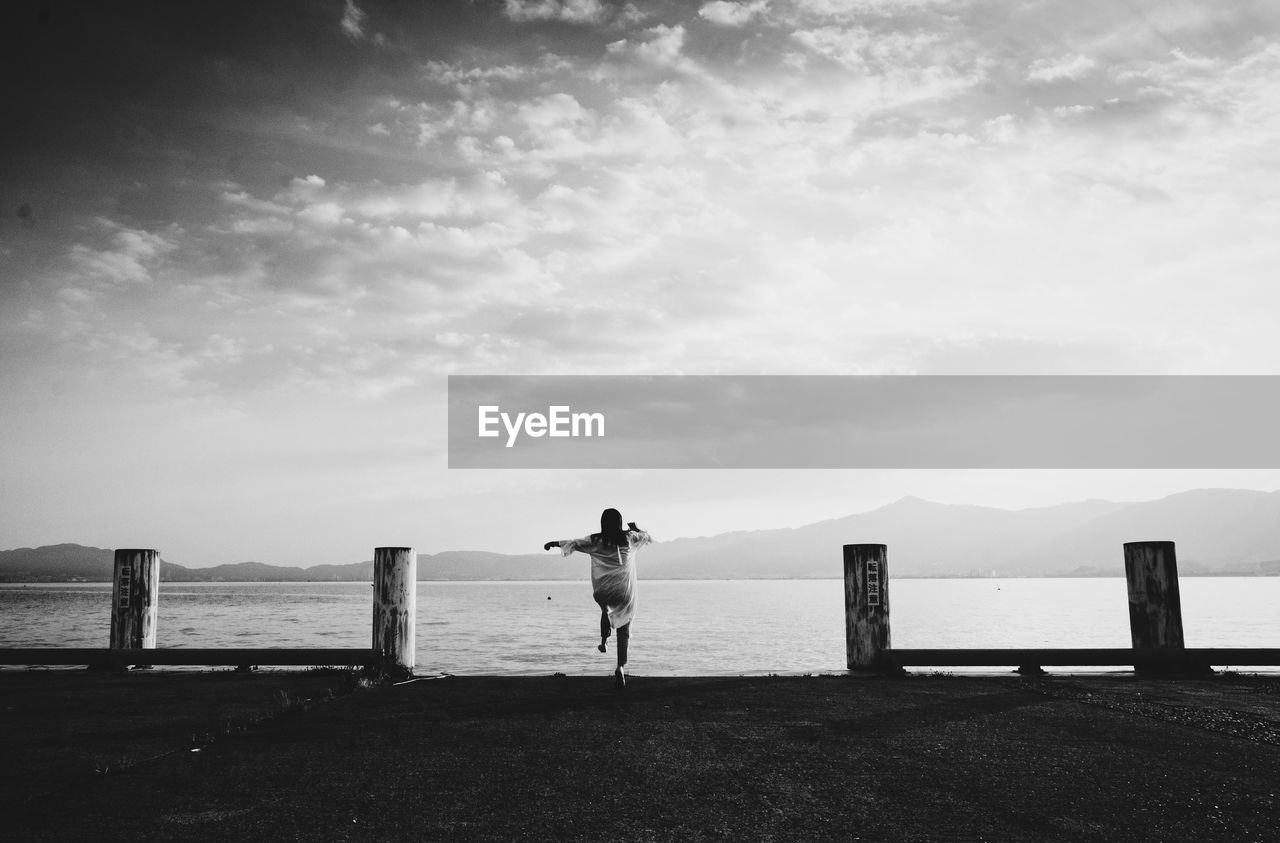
xmin=2 ymin=670 xmax=1278 ymax=841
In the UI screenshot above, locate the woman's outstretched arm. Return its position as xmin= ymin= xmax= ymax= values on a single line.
xmin=545 ymin=539 xmax=580 ymax=551
xmin=547 ymin=537 xmax=589 ymax=555
xmin=627 ymin=524 xmax=652 ymax=546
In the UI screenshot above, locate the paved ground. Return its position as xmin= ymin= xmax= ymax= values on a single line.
xmin=2 ymin=669 xmax=1278 ymax=841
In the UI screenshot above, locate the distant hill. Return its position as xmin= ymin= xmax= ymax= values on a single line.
xmin=639 ymin=490 xmax=1280 ymax=578
xmin=638 ymin=496 xmax=1133 ymax=579
xmin=4 ymin=488 xmax=1280 ymax=582
xmin=418 ymin=550 xmax=565 ymax=580
xmin=161 ymin=559 xmax=375 ymax=582
xmin=0 ymin=543 xmax=118 ymax=581
xmin=0 ymin=546 xmax=373 ymax=583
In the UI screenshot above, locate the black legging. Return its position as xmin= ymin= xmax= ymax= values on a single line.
xmin=595 ymin=600 xmax=630 ymax=668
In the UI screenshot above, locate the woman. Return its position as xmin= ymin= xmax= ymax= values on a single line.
xmin=544 ymin=508 xmax=652 ymax=688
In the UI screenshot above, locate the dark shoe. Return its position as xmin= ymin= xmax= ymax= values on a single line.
xmin=614 ymin=666 xmax=626 ymax=689
xmin=597 ymin=643 xmax=607 ymax=653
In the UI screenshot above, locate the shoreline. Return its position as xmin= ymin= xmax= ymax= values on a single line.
xmin=6 ymin=572 xmax=1280 ymax=585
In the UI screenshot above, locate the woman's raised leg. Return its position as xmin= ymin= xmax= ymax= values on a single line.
xmin=614 ymin=622 xmax=630 ymax=688
xmin=594 ymin=594 xmax=610 ymax=652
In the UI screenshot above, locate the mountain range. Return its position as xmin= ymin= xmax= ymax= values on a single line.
xmin=3 ymin=489 xmax=1280 ymax=582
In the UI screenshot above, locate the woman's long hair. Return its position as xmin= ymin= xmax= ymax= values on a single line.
xmin=594 ymin=507 xmax=629 ymax=547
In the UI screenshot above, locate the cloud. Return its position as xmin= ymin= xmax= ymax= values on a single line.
xmin=220 ymin=191 xmax=289 ymax=215
xmin=340 ymin=0 xmax=366 ymax=39
xmin=80 ymin=328 xmax=202 ymax=389
xmin=699 ymin=1 xmax=768 ymax=27
xmin=422 ymin=60 xmax=530 ymax=87
xmin=1027 ymin=54 xmax=1097 ymax=82
xmin=788 ymin=0 xmax=953 ymax=18
xmin=503 ymin=0 xmax=607 ymax=24
xmin=347 ymin=172 xmax=523 ymax=222
xmin=517 ymin=92 xmax=589 ymax=131
xmin=618 ymin=3 xmax=650 ymax=26
xmin=190 ymin=7 xmax=1280 ymax=381
xmin=607 ymin=24 xmax=687 ymax=67
xmin=68 ymin=221 xmax=176 ymax=286
xmin=21 ymin=0 xmax=1280 ymax=403
xmin=789 ymin=23 xmax=951 ymax=74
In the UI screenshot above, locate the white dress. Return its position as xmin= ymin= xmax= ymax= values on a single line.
xmin=559 ymin=530 xmax=652 ymax=629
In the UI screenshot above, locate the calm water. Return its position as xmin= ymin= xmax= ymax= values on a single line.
xmin=0 ymin=578 xmax=1275 ymax=675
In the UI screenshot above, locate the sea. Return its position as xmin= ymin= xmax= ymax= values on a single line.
xmin=1 ymin=578 xmax=1275 ymax=675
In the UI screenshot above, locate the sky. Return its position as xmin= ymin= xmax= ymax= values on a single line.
xmin=3 ymin=0 xmax=1280 ymax=566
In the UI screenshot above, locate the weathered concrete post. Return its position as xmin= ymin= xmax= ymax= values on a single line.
xmin=1123 ymin=541 xmax=1186 ymax=672
xmin=373 ymin=547 xmax=417 ymax=677
xmin=844 ymin=543 xmax=890 ymax=670
xmin=110 ymin=549 xmax=159 ymax=658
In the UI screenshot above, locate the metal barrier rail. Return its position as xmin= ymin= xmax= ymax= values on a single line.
xmin=0 ymin=648 xmax=379 ymax=668
xmin=878 ymin=648 xmax=1280 ymax=671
